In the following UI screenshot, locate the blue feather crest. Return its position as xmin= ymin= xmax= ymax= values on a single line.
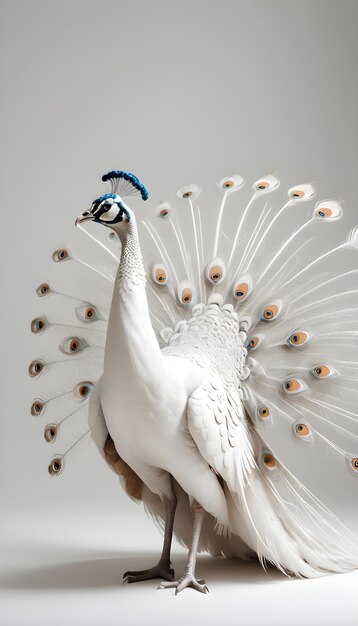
xmin=102 ymin=170 xmax=149 ymax=201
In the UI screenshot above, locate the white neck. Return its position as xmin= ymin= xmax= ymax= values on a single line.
xmin=103 ymin=216 xmax=163 ymax=386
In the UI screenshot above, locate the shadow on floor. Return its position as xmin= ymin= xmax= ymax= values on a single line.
xmin=1 ymin=549 xmax=288 ymax=590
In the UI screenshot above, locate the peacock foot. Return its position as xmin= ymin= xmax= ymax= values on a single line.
xmin=158 ymin=574 xmax=209 ymax=595
xmin=123 ymin=562 xmax=174 ymax=584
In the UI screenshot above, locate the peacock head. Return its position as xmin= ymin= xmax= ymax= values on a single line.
xmin=75 ymin=170 xmax=149 ymax=233
xmin=75 ymin=193 xmax=131 ymax=230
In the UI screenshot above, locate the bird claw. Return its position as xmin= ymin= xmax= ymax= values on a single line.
xmin=122 ymin=564 xmax=175 ymax=584
xmin=158 ymin=574 xmax=209 ymax=594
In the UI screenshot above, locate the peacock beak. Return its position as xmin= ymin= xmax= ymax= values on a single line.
xmin=75 ymin=212 xmax=95 ymax=227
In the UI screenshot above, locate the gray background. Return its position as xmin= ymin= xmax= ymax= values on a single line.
xmin=1 ymin=1 xmax=358 ymax=625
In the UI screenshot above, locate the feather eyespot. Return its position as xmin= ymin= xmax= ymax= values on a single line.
xmin=247 ymin=334 xmax=264 ymax=351
xmin=206 ymin=258 xmax=226 ymax=285
xmin=258 ymin=405 xmax=270 ymax=419
xmin=74 ymin=382 xmax=93 ymax=400
xmin=260 ymin=301 xmax=282 ymax=322
xmin=48 ymin=457 xmax=63 ymax=476
xmin=293 ymin=421 xmax=313 ymax=443
xmin=59 ymin=337 xmax=88 ymax=355
xmin=351 ymin=458 xmax=358 ymax=472
xmin=311 ymin=364 xmax=336 ymax=379
xmin=288 ymin=183 xmax=315 ymax=202
xmin=152 ymin=264 xmax=168 ymax=285
xmin=52 ymin=249 xmax=69 ymax=262
xmin=44 ymin=424 xmax=57 ymax=443
xmin=31 ymin=317 xmax=48 ymax=334
xmin=253 ymin=175 xmax=280 ymax=193
xmin=178 ymin=281 xmax=195 ymax=307
xmin=218 ymin=174 xmax=244 ymax=193
xmin=76 ymin=305 xmax=100 ymax=322
xmin=314 ymin=200 xmax=343 ymax=221
xmin=283 ymin=378 xmax=306 ymax=394
xmin=36 ymin=283 xmax=51 ymax=297
xmin=262 ymin=452 xmax=276 ymax=469
xmin=155 ymin=202 xmax=171 ymax=218
xmin=177 ymin=184 xmax=201 ymax=200
xmin=233 ymin=275 xmax=252 ymax=303
xmin=31 ymin=400 xmax=45 ymax=416
xmin=287 ymin=330 xmax=312 ymax=348
xmin=29 ymin=360 xmax=45 ymax=377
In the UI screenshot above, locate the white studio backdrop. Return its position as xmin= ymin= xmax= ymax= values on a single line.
xmin=1 ymin=1 xmax=358 ymax=625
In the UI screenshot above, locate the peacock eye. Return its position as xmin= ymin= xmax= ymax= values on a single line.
xmin=76 ymin=304 xmax=100 ymax=322
xmin=351 ymin=458 xmax=358 ymax=472
xmin=295 ymin=423 xmax=310 ymax=436
xmin=260 ymin=301 xmax=281 ymax=322
xmin=233 ymin=276 xmax=252 ymax=303
xmin=261 ymin=452 xmax=276 ymax=469
xmin=178 ymin=281 xmax=195 ymax=307
xmin=74 ymin=381 xmax=94 ymax=400
xmin=48 ymin=457 xmax=63 ymax=476
xmin=152 ymin=264 xmax=168 ymax=285
xmin=59 ymin=337 xmax=88 ymax=355
xmin=253 ymin=175 xmax=280 ymax=193
xmin=287 ymin=330 xmax=312 ymax=348
xmin=311 ymin=364 xmax=336 ymax=379
xmin=283 ymin=378 xmax=306 ymax=394
xmin=29 ymin=360 xmax=45 ymax=377
xmin=258 ymin=405 xmax=270 ymax=419
xmin=288 ymin=183 xmax=315 ymax=201
xmin=155 ymin=203 xmax=171 ymax=219
xmin=206 ymin=258 xmax=226 ymax=285
xmin=52 ymin=249 xmax=69 ymax=262
xmin=31 ymin=400 xmax=45 ymax=416
xmin=314 ymin=200 xmax=343 ymax=221
xmin=218 ymin=174 xmax=244 ymax=193
xmin=177 ymin=184 xmax=201 ymax=200
xmin=31 ymin=317 xmax=48 ymax=334
xmin=44 ymin=424 xmax=57 ymax=443
xmin=36 ymin=283 xmax=51 ymax=297
xmin=247 ymin=335 xmax=263 ymax=351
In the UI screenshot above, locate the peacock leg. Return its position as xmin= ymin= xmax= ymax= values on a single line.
xmin=123 ymin=493 xmax=177 ymax=584
xmin=158 ymin=500 xmax=208 ymax=594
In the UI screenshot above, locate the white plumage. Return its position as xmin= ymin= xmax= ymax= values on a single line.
xmin=30 ymin=170 xmax=358 ymax=593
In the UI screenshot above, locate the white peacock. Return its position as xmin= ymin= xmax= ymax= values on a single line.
xmin=30 ymin=170 xmax=358 ymax=594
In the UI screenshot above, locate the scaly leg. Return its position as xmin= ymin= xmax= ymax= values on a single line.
xmin=158 ymin=500 xmax=208 ymax=594
xmin=123 ymin=493 xmax=177 ymax=583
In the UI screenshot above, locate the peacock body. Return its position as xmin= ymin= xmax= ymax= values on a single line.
xmin=30 ymin=170 xmax=358 ymax=593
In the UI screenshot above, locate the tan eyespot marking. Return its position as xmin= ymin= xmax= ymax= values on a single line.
xmin=295 ymin=423 xmax=310 ymax=437
xmin=351 ymin=458 xmax=358 ymax=472
xmin=316 ymin=207 xmax=333 ymax=218
xmin=233 ymin=281 xmax=250 ymax=302
xmin=155 ymin=268 xmax=167 ymax=283
xmin=260 ymin=302 xmax=281 ymax=321
xmin=256 ymin=181 xmax=269 ymax=190
xmin=287 ymin=330 xmax=310 ymax=348
xmin=36 ymin=283 xmax=51 ymax=297
xmin=152 ymin=264 xmax=168 ymax=285
xmin=60 ymin=337 xmax=88 ymax=355
xmin=70 ymin=339 xmax=79 ymax=352
xmin=44 ymin=425 xmax=57 ymax=443
xmin=31 ymin=400 xmax=44 ymax=416
xmin=29 ymin=360 xmax=45 ymax=377
xmin=209 ymin=265 xmax=223 ymax=282
xmin=262 ymin=453 xmax=276 ymax=469
xmin=48 ymin=457 xmax=63 ymax=476
xmin=312 ymin=365 xmax=331 ymax=378
xmin=74 ymin=381 xmax=93 ymax=400
xmin=85 ymin=307 xmax=95 ymax=320
xmin=183 ymin=191 xmax=193 ymax=198
xmin=31 ymin=317 xmax=47 ymax=334
xmin=258 ymin=405 xmax=270 ymax=418
xmin=52 ymin=249 xmax=69 ymax=262
xmin=181 ymin=288 xmax=193 ymax=304
xmin=283 ymin=378 xmax=303 ymax=393
xmin=223 ymin=180 xmax=235 ymax=188
xmin=291 ymin=189 xmax=305 ymax=198
xmin=248 ymin=336 xmax=262 ymax=351
xmin=159 ymin=208 xmax=169 ymax=217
